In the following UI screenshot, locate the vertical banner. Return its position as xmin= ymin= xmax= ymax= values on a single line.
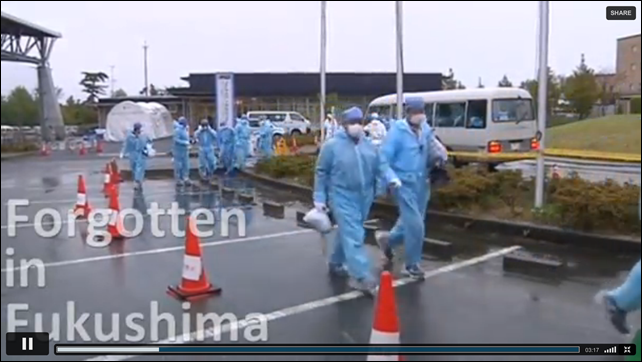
xmin=216 ymin=73 xmax=235 ymax=129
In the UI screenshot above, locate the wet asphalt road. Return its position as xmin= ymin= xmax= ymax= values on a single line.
xmin=1 ymin=155 xmax=639 ymax=361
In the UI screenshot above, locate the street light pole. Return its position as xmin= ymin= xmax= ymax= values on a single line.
xmin=143 ymin=41 xmax=149 ymax=96
xmin=110 ymin=65 xmax=115 ymax=97
xmin=395 ymin=1 xmax=404 ymax=120
xmin=534 ymin=0 xmax=550 ymax=208
xmin=320 ymin=0 xmax=327 ymax=142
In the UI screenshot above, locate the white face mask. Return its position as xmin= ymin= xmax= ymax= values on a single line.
xmin=346 ymin=124 xmax=363 ymax=138
xmin=409 ymin=114 xmax=427 ymax=125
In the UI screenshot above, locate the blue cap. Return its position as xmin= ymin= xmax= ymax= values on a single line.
xmin=178 ymin=117 xmax=188 ymax=126
xmin=405 ymin=97 xmax=425 ymax=112
xmin=341 ymin=107 xmax=363 ymax=124
xmin=133 ymin=122 xmax=142 ymax=131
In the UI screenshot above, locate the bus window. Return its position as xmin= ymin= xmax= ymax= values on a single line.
xmin=367 ymin=105 xmax=392 ymax=119
xmin=466 ymin=100 xmax=487 ymax=129
xmin=425 ymin=103 xmax=434 ymax=127
xmin=492 ymin=99 xmax=534 ymax=122
xmin=435 ymin=102 xmax=466 ymax=128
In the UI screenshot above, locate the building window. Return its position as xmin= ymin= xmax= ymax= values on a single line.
xmin=632 ymin=63 xmax=638 ymax=71
xmin=631 ymin=84 xmax=636 ymax=91
xmin=633 ymin=45 xmax=638 ymax=53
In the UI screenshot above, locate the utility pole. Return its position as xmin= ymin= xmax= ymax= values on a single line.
xmin=534 ymin=1 xmax=550 ymax=209
xmin=143 ymin=41 xmax=149 ymax=96
xmin=320 ymin=1 xmax=327 ymax=142
xmin=110 ymin=65 xmax=115 ymax=97
xmin=395 ymin=1 xmax=404 ymax=120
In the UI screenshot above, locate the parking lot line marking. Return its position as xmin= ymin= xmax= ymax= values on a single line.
xmin=85 ymin=245 xmax=521 ymax=362
xmin=1 ymin=229 xmax=316 ymax=273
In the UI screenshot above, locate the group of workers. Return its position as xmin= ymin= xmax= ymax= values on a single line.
xmin=176 ymin=114 xmax=282 ymax=186
xmin=172 ymin=116 xmax=265 ymax=186
xmin=318 ymin=99 xmax=641 ymax=339
xmin=314 ymin=97 xmax=448 ymax=295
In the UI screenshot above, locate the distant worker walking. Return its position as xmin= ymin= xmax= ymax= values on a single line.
xmin=195 ymin=119 xmax=218 ymax=181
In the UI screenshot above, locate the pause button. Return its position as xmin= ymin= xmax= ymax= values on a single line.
xmin=5 ymin=333 xmax=49 ymax=355
xmin=22 ymin=336 xmax=33 ymax=351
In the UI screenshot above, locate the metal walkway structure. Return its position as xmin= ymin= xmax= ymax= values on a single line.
xmin=1 ymin=11 xmax=65 ymax=141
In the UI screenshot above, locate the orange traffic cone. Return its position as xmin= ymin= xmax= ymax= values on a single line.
xmin=73 ymin=175 xmax=92 ymax=218
xmin=40 ymin=143 xmax=50 ymax=156
xmin=368 ymin=271 xmax=402 ymax=361
xmin=96 ymin=140 xmax=104 ymax=154
xmin=167 ymin=217 xmax=222 ymax=301
xmin=79 ymin=142 xmax=87 ymax=156
xmin=110 ymin=159 xmax=122 ymax=184
xmin=103 ymin=163 xmax=113 ymax=197
xmin=107 ymin=190 xmax=126 ymax=240
xmin=290 ymin=137 xmax=299 ymax=154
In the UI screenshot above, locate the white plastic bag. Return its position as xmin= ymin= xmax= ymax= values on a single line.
xmin=303 ymin=208 xmax=332 ymax=234
xmin=145 ymin=143 xmax=157 ymax=157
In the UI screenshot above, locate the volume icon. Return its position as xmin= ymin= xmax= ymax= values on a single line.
xmin=604 ymin=346 xmax=617 ymax=354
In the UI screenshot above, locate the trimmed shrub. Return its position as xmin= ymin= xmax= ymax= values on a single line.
xmin=631 ymin=97 xmax=641 ymax=114
xmin=282 ymin=134 xmax=317 ymax=147
xmin=255 ymin=156 xmax=641 ymax=236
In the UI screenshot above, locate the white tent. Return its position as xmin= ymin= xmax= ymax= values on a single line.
xmin=105 ymin=101 xmax=174 ymax=142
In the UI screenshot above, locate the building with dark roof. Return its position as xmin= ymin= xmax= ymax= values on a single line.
xmin=97 ymin=72 xmax=442 ymax=126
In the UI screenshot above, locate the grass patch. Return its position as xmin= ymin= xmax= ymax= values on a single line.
xmin=255 ymin=155 xmax=641 ymax=237
xmin=1 ymin=143 xmax=39 ymax=153
xmin=547 ymin=114 xmax=641 ymax=154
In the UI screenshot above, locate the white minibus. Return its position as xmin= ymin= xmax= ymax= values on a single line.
xmin=367 ymin=88 xmax=540 ymax=166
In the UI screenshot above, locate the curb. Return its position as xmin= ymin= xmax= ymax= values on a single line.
xmin=239 ymin=170 xmax=641 ymax=254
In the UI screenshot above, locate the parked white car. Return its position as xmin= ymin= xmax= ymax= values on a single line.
xmin=246 ymin=111 xmax=311 ymax=139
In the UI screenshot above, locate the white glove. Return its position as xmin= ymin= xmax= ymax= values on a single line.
xmin=119 ymin=153 xmax=124 ymax=159
xmin=314 ymin=202 xmax=328 ymax=213
xmin=389 ymin=179 xmax=402 ymax=189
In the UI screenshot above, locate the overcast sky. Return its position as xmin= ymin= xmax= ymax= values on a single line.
xmin=1 ymin=1 xmax=640 ymax=99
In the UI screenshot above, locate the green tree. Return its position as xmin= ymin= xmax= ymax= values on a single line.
xmin=442 ymin=69 xmax=466 ymax=90
xmin=113 ymin=88 xmax=128 ymax=98
xmin=80 ymin=71 xmax=109 ymax=103
xmin=61 ymin=96 xmax=98 ymax=125
xmin=498 ymin=75 xmax=513 ymax=87
xmin=564 ymin=54 xmax=599 ymax=119
xmin=2 ymin=86 xmax=40 ymax=126
xmin=520 ymin=67 xmax=561 ymax=117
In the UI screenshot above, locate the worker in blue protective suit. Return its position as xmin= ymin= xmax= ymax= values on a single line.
xmin=173 ymin=117 xmax=192 ymax=187
xmin=195 ymin=119 xmax=218 ymax=181
xmin=218 ymin=125 xmax=236 ymax=174
xmin=600 ymin=195 xmax=641 ymax=335
xmin=258 ymin=118 xmax=275 ymax=159
xmin=323 ymin=114 xmax=339 ymax=142
xmin=313 ymin=106 xmax=401 ymax=296
xmin=234 ymin=117 xmax=252 ymax=170
xmin=377 ymin=97 xmax=448 ymax=280
xmin=120 ymin=122 xmax=151 ymax=190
